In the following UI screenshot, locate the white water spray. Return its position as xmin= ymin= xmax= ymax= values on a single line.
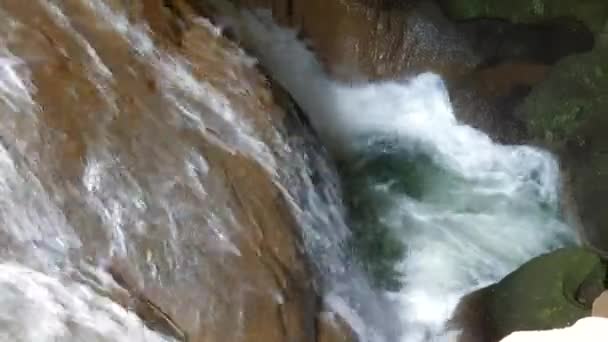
xmin=236 ymin=11 xmax=575 ymax=341
xmin=0 ymin=263 xmax=172 ymax=341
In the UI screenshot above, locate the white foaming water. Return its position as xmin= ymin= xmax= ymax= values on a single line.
xmin=0 ymin=263 xmax=172 ymax=342
xmin=237 ymin=11 xmax=575 ymax=342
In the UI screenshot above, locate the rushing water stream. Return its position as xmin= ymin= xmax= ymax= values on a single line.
xmin=235 ymin=11 xmax=577 ymax=342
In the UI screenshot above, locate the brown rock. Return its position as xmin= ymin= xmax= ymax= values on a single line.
xmin=317 ymin=312 xmax=358 ymax=342
xmin=0 ymin=1 xmax=342 ymax=341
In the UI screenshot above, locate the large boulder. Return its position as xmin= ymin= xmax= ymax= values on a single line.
xmin=519 ymin=35 xmax=608 ymax=250
xmin=219 ymin=0 xmax=596 ymax=81
xmin=453 ymin=248 xmax=607 ymax=342
xmin=593 ymin=291 xmax=608 ymax=317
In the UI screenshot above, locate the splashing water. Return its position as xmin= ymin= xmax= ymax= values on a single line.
xmin=0 ymin=263 xmax=172 ymax=342
xmin=236 ymin=11 xmax=576 ymax=342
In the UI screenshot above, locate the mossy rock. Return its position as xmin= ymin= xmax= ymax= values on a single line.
xmin=457 ymin=247 xmax=607 ymax=341
xmin=523 ymin=42 xmax=608 ymax=146
xmin=440 ymin=0 xmax=608 ymax=33
xmin=519 ymin=41 xmax=608 ymax=250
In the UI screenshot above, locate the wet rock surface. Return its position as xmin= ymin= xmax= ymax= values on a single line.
xmin=216 ymin=0 xmax=478 ymax=80
xmin=0 ymin=0 xmax=340 ymax=341
xmin=520 ymin=37 xmax=608 ymax=251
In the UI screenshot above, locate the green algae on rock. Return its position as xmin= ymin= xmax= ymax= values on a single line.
xmin=523 ymin=44 xmax=608 ymax=146
xmin=454 ymin=248 xmax=607 ymax=342
xmin=519 ymin=40 xmax=608 ymax=250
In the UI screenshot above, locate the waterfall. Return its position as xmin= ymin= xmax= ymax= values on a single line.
xmin=236 ymin=11 xmax=576 ymax=341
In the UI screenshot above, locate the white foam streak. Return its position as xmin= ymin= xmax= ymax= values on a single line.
xmin=82 ymin=1 xmax=276 ymax=171
xmin=40 ymin=1 xmax=116 ymax=109
xmin=0 ymin=263 xmax=172 ymax=342
xmin=0 ymin=51 xmax=36 ymax=112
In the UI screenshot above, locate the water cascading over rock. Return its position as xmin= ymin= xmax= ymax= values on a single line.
xmin=0 ymin=1 xmax=375 ymax=341
xmin=217 ymin=10 xmax=578 ymax=341
xmin=2 ymin=0 xmax=605 ymax=341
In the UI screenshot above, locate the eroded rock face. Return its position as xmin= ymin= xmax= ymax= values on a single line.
xmin=0 ymin=0 xmax=332 ymax=341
